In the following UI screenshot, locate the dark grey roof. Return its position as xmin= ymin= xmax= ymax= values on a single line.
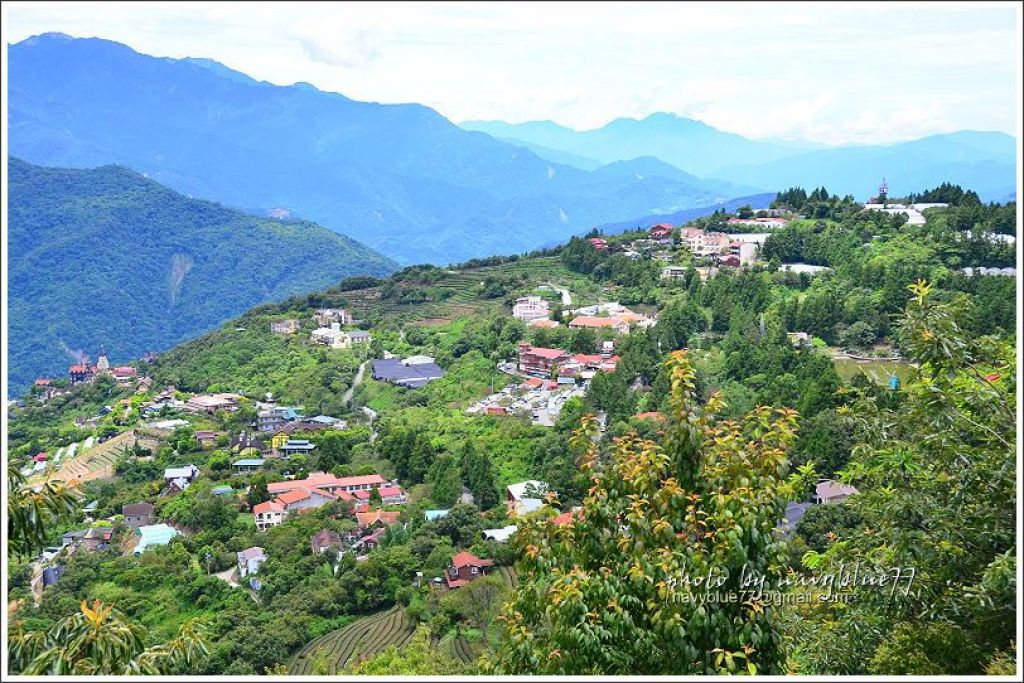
xmin=372 ymin=359 xmax=446 ymax=386
xmin=776 ymin=501 xmax=813 ymax=538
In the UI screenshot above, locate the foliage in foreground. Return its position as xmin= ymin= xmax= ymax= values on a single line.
xmin=488 ymin=350 xmax=811 ymax=674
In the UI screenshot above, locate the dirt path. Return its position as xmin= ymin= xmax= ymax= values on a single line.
xmin=342 ymin=361 xmax=369 ymax=406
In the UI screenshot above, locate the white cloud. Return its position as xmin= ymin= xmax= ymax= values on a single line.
xmin=2 ymin=1 xmax=1019 ymax=144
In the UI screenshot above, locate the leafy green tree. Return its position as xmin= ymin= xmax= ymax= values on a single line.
xmin=7 ymin=464 xmax=79 ymax=557
xmin=839 ymin=320 xmax=876 ymax=350
xmin=428 ymin=455 xmax=462 ymax=508
xmin=460 ymin=440 xmax=498 ymax=509
xmin=488 ymin=351 xmax=810 ymax=674
xmin=792 ymin=281 xmax=1016 ymax=675
xmin=9 ymin=599 xmax=209 ymax=674
xmin=247 ymin=474 xmax=270 ymax=507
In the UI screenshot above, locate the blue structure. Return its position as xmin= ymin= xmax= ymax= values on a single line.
xmin=424 ymin=509 xmax=450 ymax=522
xmin=372 ymin=359 xmax=446 ymax=389
xmin=889 ymin=375 xmax=900 ymax=390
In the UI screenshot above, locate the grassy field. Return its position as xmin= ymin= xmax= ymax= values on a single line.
xmin=30 ymin=429 xmax=135 ymax=487
xmin=288 ymin=605 xmax=415 ymax=674
xmin=831 ymin=357 xmax=917 ymax=386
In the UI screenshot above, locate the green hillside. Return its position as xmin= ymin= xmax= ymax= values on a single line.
xmin=7 ymin=157 xmax=396 ymax=393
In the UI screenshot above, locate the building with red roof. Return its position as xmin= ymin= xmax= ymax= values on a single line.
xmin=650 ymin=223 xmax=673 ymax=240
xmin=446 ymin=551 xmax=495 ymax=588
xmin=588 ymin=237 xmax=609 ymax=251
xmin=253 ymin=500 xmax=286 ymax=530
xmin=518 ymin=343 xmax=571 ymax=377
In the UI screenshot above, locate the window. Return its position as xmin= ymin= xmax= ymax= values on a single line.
xmin=471 ymin=567 xmax=479 ymax=575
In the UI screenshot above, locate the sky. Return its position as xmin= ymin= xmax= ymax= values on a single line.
xmin=3 ymin=1 xmax=1021 ymax=145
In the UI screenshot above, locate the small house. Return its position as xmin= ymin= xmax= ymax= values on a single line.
xmin=310 ymin=529 xmax=343 ymax=554
xmin=83 ymin=527 xmax=113 ymax=552
xmin=122 ymin=502 xmax=155 ymax=529
xmin=134 ymin=524 xmax=179 ymax=555
xmin=236 ymin=547 xmax=267 ymax=577
xmin=814 ymin=480 xmax=859 ymax=505
xmin=233 ymin=458 xmax=266 ymax=473
xmin=446 ymin=551 xmax=494 ymax=588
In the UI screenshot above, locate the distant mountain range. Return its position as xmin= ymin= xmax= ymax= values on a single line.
xmin=462 ymin=116 xmax=1016 ymax=202
xmin=8 ymin=33 xmax=756 ymax=265
xmin=7 ymin=157 xmax=395 ymax=394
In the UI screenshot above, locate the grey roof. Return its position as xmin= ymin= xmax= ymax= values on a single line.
xmin=347 ymin=330 xmax=371 ymax=340
xmin=776 ymin=502 xmax=812 ymax=538
xmin=122 ymin=502 xmax=154 ymax=516
xmin=372 ymin=359 xmax=446 ymax=386
xmin=232 ymin=458 xmax=266 ymax=467
xmin=237 ymin=546 xmax=266 ymax=561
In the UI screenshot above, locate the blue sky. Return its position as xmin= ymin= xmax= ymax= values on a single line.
xmin=3 ymin=1 xmax=1020 ymax=144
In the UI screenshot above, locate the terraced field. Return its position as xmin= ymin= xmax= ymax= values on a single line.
xmin=288 ymin=606 xmax=415 ymax=674
xmin=30 ymin=429 xmax=135 ymax=486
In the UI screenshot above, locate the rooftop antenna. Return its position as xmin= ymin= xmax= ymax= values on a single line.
xmin=878 ymin=177 xmax=889 ymax=206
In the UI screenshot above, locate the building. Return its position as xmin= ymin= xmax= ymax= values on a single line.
xmin=425 ymin=509 xmax=450 ymax=522
xmin=356 ymin=509 xmax=401 ymax=532
xmin=507 ymin=480 xmax=549 ymax=516
xmin=253 ymin=501 xmax=286 ymax=530
xmin=306 ymin=415 xmax=346 ymax=428
xmin=661 ymin=266 xmax=689 ymax=281
xmin=346 ymin=330 xmax=372 ymax=347
xmin=83 ymin=527 xmax=113 ymax=552
xmin=185 ymin=393 xmax=240 ymax=415
xmin=111 ymin=366 xmax=138 ymax=385
xmin=512 ymin=296 xmax=551 ymax=322
xmin=649 ymin=223 xmax=674 ymax=240
xmin=310 ymin=529 xmax=343 ymax=554
xmin=164 ymin=464 xmax=199 ymax=492
xmin=122 ymin=502 xmax=155 ymax=529
xmin=270 ymin=319 xmax=301 ymax=335
xmin=313 ymin=308 xmax=351 ymax=327
xmin=588 ymin=237 xmax=609 ymax=251
xmin=233 ymin=458 xmax=265 ymax=473
xmin=776 ymin=502 xmax=812 ymax=538
xmin=230 ymin=432 xmax=268 ymax=457
xmin=446 ymin=551 xmax=494 ymax=588
xmin=378 ymin=485 xmax=408 ymax=505
xmin=257 ymin=407 xmax=297 ymax=433
xmin=372 ymin=358 xmax=446 ymax=388
xmin=276 ymin=439 xmax=316 ymax=457
xmin=568 ymin=316 xmax=632 ymax=334
xmin=482 ymin=525 xmax=518 ymax=543
xmin=42 ymin=565 xmax=66 ymax=588
xmin=517 ymin=343 xmax=570 ymax=377
xmin=814 ymin=479 xmax=859 ymax=505
xmin=68 ymin=362 xmax=96 ymax=385
xmin=311 ymin=323 xmax=347 ymax=347
xmin=236 ymin=547 xmax=267 ymax=577
xmin=133 ymin=524 xmax=179 ymax=554
xmin=61 ymin=530 xmax=87 ymax=548
xmin=194 ymin=430 xmax=220 ymax=448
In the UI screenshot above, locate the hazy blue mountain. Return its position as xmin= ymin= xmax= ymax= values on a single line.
xmin=461 ymin=113 xmax=808 ymax=176
xmin=715 ymin=131 xmax=1017 ymax=201
xmin=496 ymin=137 xmax=603 ymax=170
xmin=9 ymin=33 xmax=754 ymax=265
xmin=597 ymin=192 xmax=778 ymax=235
xmin=7 ymin=157 xmax=395 ymax=394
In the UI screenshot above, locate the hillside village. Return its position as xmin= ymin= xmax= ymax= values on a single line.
xmin=7 ymin=183 xmax=1016 ymax=675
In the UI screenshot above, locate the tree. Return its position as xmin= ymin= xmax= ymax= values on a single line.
xmin=569 ymin=327 xmax=598 ymax=354
xmin=9 ymin=599 xmax=210 ymax=675
xmin=247 ymin=474 xmax=270 ymax=507
xmin=839 ymin=320 xmax=876 ymax=350
xmin=488 ymin=351 xmax=810 ymax=674
xmin=460 ymin=440 xmax=498 ymax=509
xmin=791 ymin=281 xmax=1016 ymax=675
xmin=7 ymin=464 xmax=79 ymax=557
xmin=452 ymin=574 xmax=506 ymax=645
xmin=428 ymin=455 xmax=462 ymax=508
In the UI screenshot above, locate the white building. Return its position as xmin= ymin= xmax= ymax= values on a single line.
xmin=512 ymin=296 xmax=551 ymax=322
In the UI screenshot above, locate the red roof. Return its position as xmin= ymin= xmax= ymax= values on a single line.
xmin=552 ymin=509 xmax=581 ymax=525
xmin=570 ymin=316 xmax=624 ymax=328
xmin=522 ymin=346 xmax=569 ymax=360
xmin=253 ymin=501 xmax=284 ymax=514
xmin=268 ymin=472 xmax=385 ymax=494
xmin=276 ymin=489 xmax=311 ymax=505
xmin=451 ymin=551 xmax=494 ymax=570
xmin=356 ymin=510 xmax=401 ymax=529
xmin=352 ymin=489 xmax=371 ymax=500
xmin=378 ymin=486 xmax=404 ymax=498
xmin=33 ymin=452 xmax=48 ymax=461
xmin=34 ymin=378 xmax=53 ymax=386
xmin=69 ymin=364 xmax=93 ymax=373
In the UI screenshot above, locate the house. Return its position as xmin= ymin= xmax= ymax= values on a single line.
xmin=588 ymin=237 xmax=609 ymax=251
xmin=185 ymin=393 xmax=240 ymax=415
xmin=164 ymin=464 xmax=200 ymax=492
xmin=34 ymin=377 xmax=53 ymax=388
xmin=310 ymin=528 xmax=343 ymax=554
xmin=134 ymin=524 xmax=179 ymax=554
xmin=354 ymin=527 xmax=389 ymax=553
xmin=372 ymin=358 xmax=446 ymax=388
xmin=233 ymin=458 xmax=266 ymax=473
xmin=230 ymin=432 xmax=268 ymax=456
xmin=551 ymin=508 xmax=582 ymax=526
xmin=42 ymin=565 xmax=66 ymax=588
xmin=568 ymin=316 xmax=632 ymax=334
xmin=61 ymin=530 xmax=88 ymax=548
xmin=111 ymin=366 xmax=138 ymax=384
xmin=236 ymin=547 xmax=267 ymax=577
xmin=507 ymin=480 xmax=549 ymax=516
xmin=527 ymin=317 xmax=560 ymax=329
xmin=356 ymin=509 xmax=402 ymax=531
xmin=512 ymin=296 xmax=551 ymax=322
xmin=520 ymin=377 xmax=558 ymax=392
xmin=446 ymin=551 xmax=494 ymax=588
xmin=270 ymin=319 xmax=301 ymax=335
xmin=378 ymin=485 xmax=408 ymax=505
xmin=482 ymin=525 xmax=518 ymax=543
xmin=347 ymin=330 xmax=372 ymax=346
xmin=276 ymin=486 xmax=337 ymax=513
xmin=194 ymin=430 xmax=220 ymax=448
xmin=253 ymin=500 xmax=286 ymax=530
xmin=68 ymin=362 xmax=96 ymax=385
xmin=517 ymin=343 xmax=570 ymax=377
xmin=307 ymin=415 xmax=346 ymax=428
xmin=661 ymin=265 xmax=689 ymax=281
xmin=267 ymin=472 xmax=386 ymax=497
xmin=425 ymin=509 xmax=451 ymax=522
xmin=649 ymin=223 xmax=674 ymax=240
xmin=122 ymin=502 xmax=155 ymax=529
xmin=313 ymin=308 xmax=351 ymax=327
xmin=82 ymin=527 xmax=113 ymax=552
xmin=815 ymin=480 xmax=859 ymax=505
xmin=311 ymin=322 xmax=346 ymax=347
xmin=276 ymin=439 xmax=316 ymax=457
